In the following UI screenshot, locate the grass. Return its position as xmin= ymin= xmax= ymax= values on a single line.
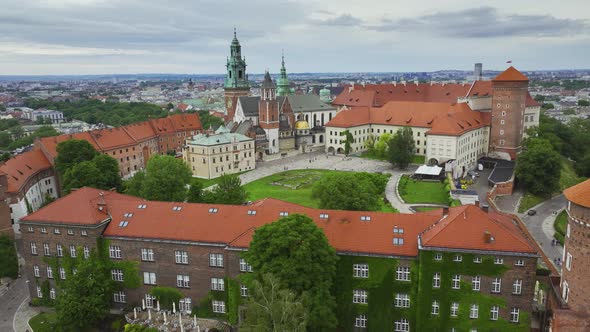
xmin=359 ymin=151 xmax=426 ymax=165
xmin=29 ymin=312 xmax=58 ymax=332
xmin=553 ymin=210 xmax=568 ymax=245
xmin=29 ymin=312 xmax=126 ymax=332
xmin=518 ymin=192 xmax=546 ymax=213
xmin=411 ymin=155 xmax=426 ymax=164
xmin=398 ymin=175 xmax=449 ymax=204
xmin=243 ymin=169 xmax=397 ymax=212
xmin=197 ymin=170 xmax=252 ymax=188
xmin=413 ymin=206 xmax=443 ymax=212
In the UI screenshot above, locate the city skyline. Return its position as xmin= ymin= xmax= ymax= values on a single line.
xmin=0 ymin=0 xmax=589 ymax=75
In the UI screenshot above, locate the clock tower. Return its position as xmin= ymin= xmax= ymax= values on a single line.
xmin=224 ymin=28 xmax=250 ymax=121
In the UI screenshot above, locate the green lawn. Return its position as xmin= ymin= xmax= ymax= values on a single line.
xmin=359 ymin=152 xmax=425 ymax=164
xmin=560 ymin=157 xmax=586 ymax=190
xmin=413 ymin=206 xmax=443 ymax=212
xmin=398 ymin=175 xmax=449 ymax=204
xmin=197 ymin=170 xmax=252 ymax=188
xmin=553 ymin=210 xmax=568 ymax=245
xmin=29 ymin=312 xmax=58 ymax=332
xmin=518 ymin=192 xmax=546 ymax=213
xmin=243 ymin=169 xmax=396 ymax=212
xmin=30 ymin=312 xmax=125 ymax=332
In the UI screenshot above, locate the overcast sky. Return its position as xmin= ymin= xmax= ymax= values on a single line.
xmin=1 ymin=0 xmax=589 ymax=75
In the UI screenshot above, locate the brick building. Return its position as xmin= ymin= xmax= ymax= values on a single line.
xmin=20 ymin=188 xmax=539 ymax=331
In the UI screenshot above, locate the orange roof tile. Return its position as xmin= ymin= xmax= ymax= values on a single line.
xmin=493 ymin=66 xmax=529 ymax=82
xmin=22 ymin=188 xmax=536 ymax=257
xmin=89 ymin=127 xmax=136 ymax=150
xmin=0 ymin=150 xmax=52 ymax=193
xmin=123 ymin=121 xmax=157 ymax=142
xmin=168 ymin=113 xmax=202 ymax=131
xmin=525 ymin=92 xmax=541 ymax=107
xmin=420 ymin=205 xmax=536 ymax=254
xmin=326 ymin=101 xmax=489 ymax=136
xmin=38 ymin=132 xmax=100 ymax=160
xmin=564 ymin=179 xmax=590 ymax=208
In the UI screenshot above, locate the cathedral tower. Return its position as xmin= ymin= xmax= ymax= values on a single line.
xmin=489 ymin=66 xmax=528 ymax=160
xmin=224 ymin=28 xmax=250 ymax=120
xmin=259 ymin=71 xmax=280 ymax=154
xmin=276 ymin=52 xmax=292 ymax=97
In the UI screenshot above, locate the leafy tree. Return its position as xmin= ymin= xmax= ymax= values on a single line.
xmin=243 ymin=214 xmax=338 ymax=331
xmin=515 ymin=138 xmax=562 ymax=196
xmin=186 ymin=178 xmax=205 ymax=203
xmin=388 ymin=127 xmax=415 ymax=169
xmin=197 ymin=110 xmax=223 ymax=131
xmin=124 ymin=171 xmax=146 ymax=197
xmin=0 ymin=152 xmax=10 ymax=163
xmin=0 ymin=103 xmax=5 ymax=111
xmin=575 ymin=154 xmax=590 ymax=177
xmin=363 ymin=134 xmax=376 ymax=154
xmin=62 ymin=161 xmax=102 ymax=193
xmin=8 ymin=125 xmax=24 ymax=139
xmin=166 ymin=150 xmax=176 ymax=156
xmin=36 ymin=117 xmax=52 ymax=125
xmin=150 ymin=287 xmax=182 ymax=311
xmin=340 ymin=130 xmax=353 ymax=156
xmin=243 ymin=273 xmax=307 ymax=332
xmin=312 ymin=172 xmax=381 ymax=211
xmin=0 ymin=131 xmax=12 ymax=148
xmin=0 ymin=118 xmax=19 ymax=131
xmin=53 ymin=240 xmax=140 ymax=331
xmin=374 ymin=132 xmax=392 ymax=159
xmin=34 ymin=125 xmax=59 ymax=138
xmin=534 ymin=95 xmax=546 ymax=102
xmin=142 ymin=155 xmax=192 ymax=202
xmin=542 ymin=103 xmax=555 ymax=110
xmin=578 ymin=99 xmax=589 ymax=106
xmin=204 ymin=174 xmax=248 ymax=204
xmin=55 ymin=139 xmax=99 ymax=175
xmin=92 ymin=154 xmax=122 ymax=191
xmin=0 ymin=234 xmax=18 ymax=279
xmin=124 ymin=324 xmax=159 ymax=332
xmin=167 ymin=102 xmax=174 ymax=110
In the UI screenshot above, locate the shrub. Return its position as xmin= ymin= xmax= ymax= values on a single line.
xmin=149 ymin=287 xmax=182 ymax=310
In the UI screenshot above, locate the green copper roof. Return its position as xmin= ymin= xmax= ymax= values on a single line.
xmin=224 ymin=29 xmax=250 ymax=90
xmin=276 ymin=52 xmax=292 ymax=97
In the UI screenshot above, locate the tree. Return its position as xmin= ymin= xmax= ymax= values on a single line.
xmin=374 ymin=132 xmax=392 ymax=159
xmin=340 ymin=130 xmax=353 ymax=156
xmin=0 ymin=131 xmax=12 ymax=148
xmin=34 ymin=125 xmax=59 ymax=138
xmin=0 ymin=234 xmax=18 ymax=279
xmin=363 ymin=134 xmax=376 ymax=154
xmin=542 ymin=103 xmax=555 ymax=110
xmin=124 ymin=171 xmax=146 ymax=197
xmin=243 ymin=214 xmax=338 ymax=331
xmin=186 ymin=178 xmax=205 ymax=203
xmin=0 ymin=152 xmax=10 ymax=163
xmin=578 ymin=99 xmax=589 ymax=107
xmin=312 ymin=172 xmax=381 ymax=211
xmin=534 ymin=95 xmax=546 ymax=102
xmin=55 ymin=139 xmax=99 ymax=175
xmin=150 ymin=287 xmax=182 ymax=311
xmin=388 ymin=127 xmax=415 ymax=169
xmin=36 ymin=117 xmax=52 ymax=125
xmin=53 ymin=240 xmax=140 ymax=330
xmin=243 ymin=273 xmax=307 ymax=332
xmin=92 ymin=154 xmax=122 ymax=191
xmin=124 ymin=324 xmax=159 ymax=332
xmin=141 ymin=155 xmax=192 ymax=202
xmin=204 ymin=174 xmax=248 ymax=204
xmin=198 ymin=110 xmax=224 ymax=131
xmin=62 ymin=161 xmax=102 ymax=193
xmin=575 ymin=154 xmax=590 ymax=177
xmin=8 ymin=125 xmax=24 ymax=140
xmin=515 ymin=138 xmax=562 ymax=196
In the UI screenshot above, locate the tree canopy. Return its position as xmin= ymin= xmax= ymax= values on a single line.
xmin=186 ymin=178 xmax=205 ymax=203
xmin=62 ymin=161 xmax=102 ymax=193
xmin=388 ymin=127 xmax=415 ymax=169
xmin=0 ymin=234 xmax=18 ymax=279
xmin=243 ymin=214 xmax=338 ymax=331
xmin=312 ymin=172 xmax=387 ymax=211
xmin=340 ymin=130 xmax=353 ymax=156
xmin=55 ymin=139 xmax=99 ymax=175
xmin=516 ymin=138 xmax=562 ymax=196
xmin=137 ymin=155 xmax=192 ymax=202
xmin=204 ymin=174 xmax=248 ymax=205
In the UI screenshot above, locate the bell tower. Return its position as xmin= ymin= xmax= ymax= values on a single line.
xmin=259 ymin=71 xmax=280 ymax=154
xmin=224 ymin=28 xmax=250 ymax=121
xmin=276 ymin=51 xmax=292 ymax=97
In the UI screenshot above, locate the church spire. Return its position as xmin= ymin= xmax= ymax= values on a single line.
xmin=224 ymin=28 xmax=249 ymax=90
xmin=276 ymin=50 xmax=291 ymax=97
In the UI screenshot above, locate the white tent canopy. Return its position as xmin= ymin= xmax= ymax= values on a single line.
xmin=415 ymin=165 xmax=443 ymax=176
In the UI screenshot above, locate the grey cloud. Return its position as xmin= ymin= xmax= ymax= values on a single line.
xmin=310 ymin=14 xmax=364 ymax=27
xmin=369 ymin=6 xmax=589 ymax=38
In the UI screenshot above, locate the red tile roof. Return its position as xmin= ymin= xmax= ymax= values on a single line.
xmin=122 ymin=122 xmax=157 ymax=142
xmin=564 ymin=179 xmax=590 ymax=208
xmin=493 ymin=66 xmax=529 ymax=82
xmin=22 ymin=188 xmax=537 ymax=257
xmin=420 ymin=205 xmax=536 ymax=254
xmin=525 ymin=92 xmax=541 ymax=107
xmin=0 ymin=150 xmax=52 ymax=193
xmin=38 ymin=132 xmax=101 ymax=160
xmin=90 ymin=127 xmax=136 ymax=150
xmin=326 ymin=101 xmax=490 ymax=136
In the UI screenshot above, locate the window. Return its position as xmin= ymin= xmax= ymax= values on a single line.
xmin=353 ymin=290 xmax=368 ymax=304
xmin=43 ymin=243 xmax=50 ymax=256
xmin=212 ymin=300 xmax=225 ymax=313
xmin=177 ymin=275 xmax=190 ymax=288
xmin=175 ymin=250 xmax=188 ymax=264
xmin=450 ymin=302 xmax=459 ymax=317
xmin=396 ymin=266 xmax=410 ymax=281
xmin=512 ymin=279 xmax=522 ymax=295
xmin=208 ymin=207 xmax=218 ymax=213
xmin=179 ymin=298 xmax=192 ymax=313
xmin=434 ymin=253 xmax=442 ymax=261
xmin=394 ymin=318 xmax=409 ymax=332
xmin=566 ymin=252 xmax=572 ymax=271
xmin=114 ymin=291 xmax=126 ymax=303
xmin=360 ymin=215 xmax=371 ymax=221
xmin=36 ymin=286 xmax=43 ymax=298
xmin=453 ymin=255 xmax=462 ymax=262
xmin=395 ymin=293 xmax=410 ymax=308
xmin=141 ymin=248 xmax=154 ymax=262
xmin=55 ymin=244 xmax=63 ymax=257
xmin=473 ymin=256 xmax=482 ymax=263
xmin=109 ymin=246 xmax=121 ymax=259
xmin=510 ymin=308 xmax=520 ymax=323
xmin=111 ymin=269 xmax=124 ymax=282
xmin=247 ymin=210 xmax=256 ymax=215
xmin=562 ymin=281 xmax=570 ymax=302
xmin=145 ymin=294 xmax=155 ymax=308
xmin=515 ymin=259 xmax=525 ymax=267
xmin=27 ymin=226 xmax=34 ymax=233
xmin=209 ymin=253 xmax=224 ymax=267
xmin=81 ymin=230 xmax=88 ymax=236
xmin=279 ymin=211 xmax=289 ymax=217
xmin=239 ymin=258 xmax=253 ymax=272
xmin=320 ymin=213 xmax=329 ymax=219
xmin=240 ymin=285 xmax=248 ymax=297
xmin=393 ymin=226 xmax=404 ymax=234
xmin=355 ymin=315 xmax=367 ymax=328
xmin=47 ymin=266 xmax=53 ymax=279
xmin=431 ymin=300 xmax=439 ymax=315
xmin=353 ymin=264 xmax=369 ymax=278
xmin=59 ymin=267 xmax=66 ymax=280
xmin=50 ymin=288 xmax=56 ymax=300
xmin=83 ymin=246 xmax=90 ymax=259
xmin=53 ymin=228 xmax=60 ymax=235
xmin=33 ymin=265 xmax=40 ymax=277
xmin=41 ymin=227 xmax=47 ymax=234
xmin=433 ymin=272 xmax=441 ymax=288
xmin=393 ymin=238 xmax=404 ymax=245
xmin=143 ymin=272 xmax=157 ymax=285
xmin=211 ymin=278 xmax=224 ymax=291
xmin=490 ymin=306 xmax=499 ymax=320
xmin=492 ymin=277 xmax=502 ymax=293
xmin=472 ymin=276 xmax=481 ymax=291
xmin=70 ymin=245 xmax=77 ymax=258
xmin=494 ymin=257 xmax=504 ymax=264
xmin=470 ymin=304 xmax=479 ymax=319
xmin=452 ymin=275 xmax=461 ymax=289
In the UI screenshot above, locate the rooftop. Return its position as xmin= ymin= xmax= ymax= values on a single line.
xmin=0 ymin=149 xmax=52 ymax=193
xmin=564 ymin=179 xmax=590 ymax=208
xmin=493 ymin=66 xmax=529 ymax=82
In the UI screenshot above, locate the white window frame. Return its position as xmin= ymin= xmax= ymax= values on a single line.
xmin=494 ymin=257 xmax=504 ymax=265
xmin=67 ymin=229 xmax=74 ymax=235
xmin=43 ymin=243 xmax=50 ymax=256
xmin=473 ymin=256 xmax=482 ymax=263
xmin=30 ymin=242 xmax=37 ymax=255
xmin=450 ymin=302 xmax=459 ymax=317
xmin=56 ymin=244 xmax=63 ymax=257
xmin=47 ymin=266 xmax=53 ymax=279
xmin=239 ymin=258 xmax=253 ymax=272
xmin=109 ymin=246 xmax=122 ymax=259
xmin=431 ymin=300 xmax=439 ymax=315
xmin=566 ymin=252 xmax=572 ymax=271
xmin=81 ymin=230 xmax=88 ymax=236
xmin=353 ymin=264 xmax=369 ymax=278
xmin=470 ymin=304 xmax=479 ymax=319
xmin=212 ymin=300 xmax=226 ymax=313
xmin=452 ymin=274 xmax=461 ymax=289
xmin=434 ymin=253 xmax=442 ymax=261
xmin=145 ymin=294 xmax=155 ymax=308
xmin=175 ymin=250 xmax=189 ymax=264
xmin=396 ymin=266 xmax=410 ymax=281
xmin=395 ymin=293 xmax=410 ymax=308
xmin=433 ymin=272 xmax=441 ymax=288
xmin=453 ymin=255 xmax=462 ymax=262
xmin=177 ymin=274 xmax=190 ymax=288
xmin=59 ymin=267 xmax=66 ymax=280
xmin=114 ymin=291 xmax=126 ymax=303
xmin=490 ymin=306 xmax=499 ymax=321
xmin=209 ymin=253 xmax=224 ymax=267
xmin=83 ymin=246 xmax=90 ymax=259
xmin=50 ymin=288 xmax=56 ymax=299
xmin=36 ymin=286 xmax=43 ymax=298
xmin=33 ymin=265 xmax=40 ymax=277
xmin=515 ymin=259 xmax=525 ymax=267
xmin=240 ymin=285 xmax=248 ymax=297
xmin=179 ymin=298 xmax=192 ymax=313
xmin=112 ymin=269 xmax=124 ymax=282
xmin=510 ymin=308 xmax=520 ymax=323
xmin=355 ymin=314 xmax=367 ymax=328
xmin=472 ymin=276 xmax=481 ymax=291
xmin=492 ymin=277 xmax=502 ymax=293
xmin=512 ymin=279 xmax=522 ymax=295
xmin=143 ymin=272 xmax=157 ymax=285
xmin=141 ymin=248 xmax=154 ymax=262
xmin=353 ymin=289 xmax=368 ymax=304
xmin=394 ymin=318 xmax=409 ymax=332
xmin=70 ymin=245 xmax=77 ymax=258
xmin=211 ymin=277 xmax=224 ymax=291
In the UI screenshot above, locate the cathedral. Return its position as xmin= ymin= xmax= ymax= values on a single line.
xmin=223 ymin=30 xmax=336 ymax=161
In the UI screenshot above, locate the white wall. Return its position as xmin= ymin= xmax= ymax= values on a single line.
xmin=10 ymin=175 xmax=58 ymax=225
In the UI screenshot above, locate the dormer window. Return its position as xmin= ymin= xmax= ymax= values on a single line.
xmin=393 ymin=227 xmax=404 ymax=234
xmin=137 ymin=204 xmax=147 ymax=209
xmin=124 ymin=213 xmax=133 ymax=218
xmin=320 ymin=213 xmax=329 ymax=219
xmin=209 ymin=208 xmax=218 ymax=213
xmin=247 ymin=210 xmax=256 ymax=215
xmin=279 ymin=211 xmax=289 ymax=217
xmin=360 ymin=216 xmax=371 ymax=222
xmin=119 ymin=221 xmax=129 ymax=228
xmin=172 ymin=206 xmax=182 ymax=211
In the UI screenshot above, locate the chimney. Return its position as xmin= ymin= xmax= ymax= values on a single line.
xmin=362 ymin=81 xmax=366 ymax=88
xmin=442 ymin=206 xmax=449 ymax=216
xmin=348 ymin=85 xmax=354 ymax=93
xmin=484 ymin=231 xmax=494 ymax=243
xmin=97 ymin=192 xmax=108 ymax=213
xmin=481 ymin=203 xmax=489 ymax=213
xmin=474 ymin=200 xmax=480 ymax=207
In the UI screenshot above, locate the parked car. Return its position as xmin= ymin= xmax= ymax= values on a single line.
xmin=527 ymin=209 xmax=537 ymax=216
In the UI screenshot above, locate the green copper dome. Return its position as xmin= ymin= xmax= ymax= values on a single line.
xmin=320 ymin=87 xmax=332 ymax=102
xmin=224 ymin=28 xmax=250 ymax=90
xmin=276 ymin=52 xmax=292 ymax=97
